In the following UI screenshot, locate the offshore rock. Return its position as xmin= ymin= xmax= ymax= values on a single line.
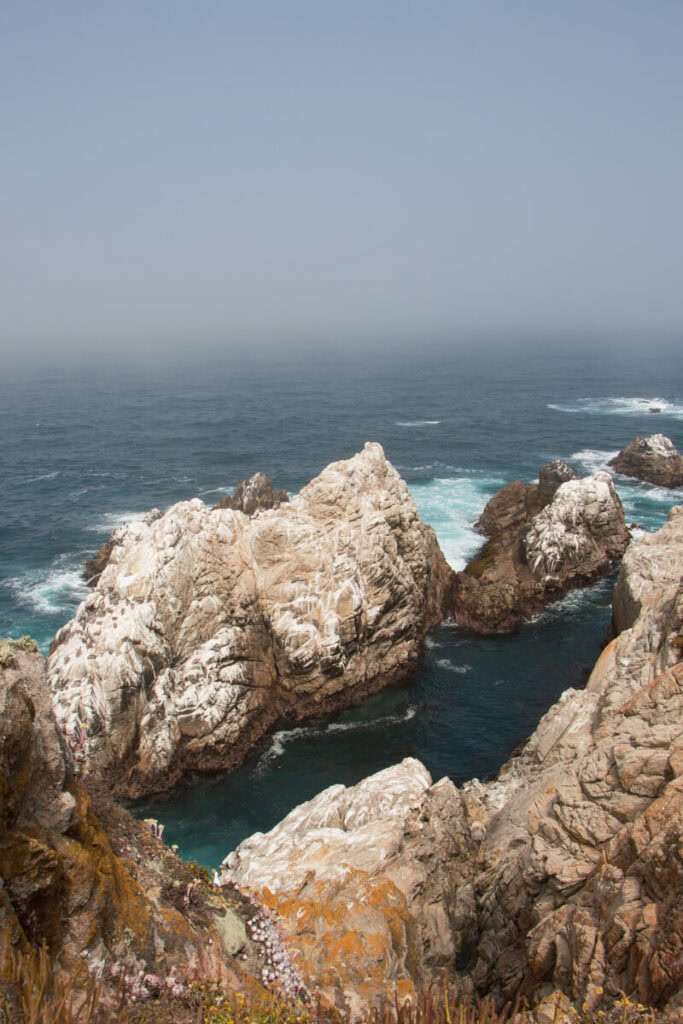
xmin=0 ymin=644 xmax=261 ymax=1002
xmin=48 ymin=443 xmax=452 ymax=798
xmin=609 ymin=435 xmax=683 ymax=489
xmin=212 ymin=472 xmax=289 ymax=514
xmin=452 ymin=466 xmax=628 ymax=633
xmin=219 ymin=758 xmax=477 ymax=1016
xmin=225 ymin=507 xmax=683 ymax=1013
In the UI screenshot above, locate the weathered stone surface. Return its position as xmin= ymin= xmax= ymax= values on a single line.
xmin=212 ymin=472 xmax=289 ymax=514
xmin=224 ymin=506 xmax=683 ymax=1014
xmin=609 ymin=435 xmax=683 ymax=489
xmin=0 ymin=647 xmax=264 ymax=1001
xmin=219 ymin=759 xmax=478 ymax=1013
xmin=48 ymin=443 xmax=452 ymax=797
xmin=453 ymin=467 xmax=628 ymax=633
xmin=459 ymin=505 xmax=683 ymax=1011
xmin=84 ymin=509 xmax=163 ymax=586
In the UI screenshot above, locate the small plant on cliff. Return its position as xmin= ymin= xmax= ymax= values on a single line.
xmin=0 ymin=635 xmax=38 ymax=668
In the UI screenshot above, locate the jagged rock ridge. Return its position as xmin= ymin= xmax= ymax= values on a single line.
xmin=212 ymin=471 xmax=289 ymax=513
xmin=48 ymin=443 xmax=452 ymax=798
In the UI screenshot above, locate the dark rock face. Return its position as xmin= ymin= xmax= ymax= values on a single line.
xmin=84 ymin=536 xmax=120 ymax=586
xmin=609 ymin=435 xmax=683 ymax=488
xmin=451 ymin=462 xmax=628 ymax=633
xmin=213 ymin=472 xmax=289 ymax=514
xmin=537 ymin=458 xmax=579 ymax=507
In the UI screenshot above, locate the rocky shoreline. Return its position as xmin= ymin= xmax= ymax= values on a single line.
xmin=217 ymin=505 xmax=683 ymax=1014
xmin=2 ymin=439 xmax=682 ymax=1020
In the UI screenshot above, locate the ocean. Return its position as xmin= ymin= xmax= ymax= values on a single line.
xmin=1 ymin=340 xmax=681 ymax=867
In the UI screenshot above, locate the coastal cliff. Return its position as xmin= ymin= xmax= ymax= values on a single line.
xmin=220 ymin=506 xmax=683 ymax=1014
xmin=47 ymin=443 xmax=452 ymax=798
xmin=0 ymin=639 xmax=278 ymax=1013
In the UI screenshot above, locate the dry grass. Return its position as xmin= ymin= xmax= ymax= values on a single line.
xmin=1 ymin=946 xmax=676 ymax=1024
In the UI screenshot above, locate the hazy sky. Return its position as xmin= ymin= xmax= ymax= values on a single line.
xmin=1 ymin=1 xmax=682 ymax=356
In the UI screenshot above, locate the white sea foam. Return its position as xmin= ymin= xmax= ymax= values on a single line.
xmin=86 ymin=510 xmax=149 ymax=533
xmin=409 ymin=475 xmax=502 ymax=571
xmin=570 ymin=449 xmax=620 ymax=475
xmin=395 ymin=420 xmax=441 ymax=427
xmin=256 ymin=707 xmax=418 ymax=769
xmin=533 ymin=579 xmax=612 ymax=622
xmin=23 ymin=470 xmax=60 ymax=484
xmin=424 ymin=636 xmax=441 ymax=649
xmin=549 ymin=396 xmax=683 ymax=419
xmin=436 ymin=658 xmax=471 ymax=674
xmin=5 ymin=561 xmax=89 ymax=616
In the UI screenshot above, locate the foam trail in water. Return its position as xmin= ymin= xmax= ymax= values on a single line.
xmin=549 ymin=396 xmax=683 ymax=419
xmin=257 ymin=707 xmax=417 ymax=770
xmin=436 ymin=658 xmax=471 ymax=674
xmin=23 ymin=470 xmax=60 ymax=484
xmin=395 ymin=420 xmax=441 ymax=427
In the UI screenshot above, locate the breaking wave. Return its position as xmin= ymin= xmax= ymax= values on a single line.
xmin=4 ymin=559 xmax=89 ymax=617
xmin=549 ymin=396 xmax=683 ymax=419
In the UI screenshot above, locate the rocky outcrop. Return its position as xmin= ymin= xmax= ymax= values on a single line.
xmin=48 ymin=443 xmax=452 ymax=798
xmin=452 ymin=465 xmax=629 ymax=633
xmin=83 ymin=473 xmax=289 ymax=587
xmin=212 ymin=472 xmax=289 ymax=514
xmin=84 ymin=509 xmax=163 ymax=586
xmin=609 ymin=435 xmax=683 ymax=488
xmin=219 ymin=758 xmax=478 ymax=1016
xmin=84 ymin=536 xmax=119 ymax=586
xmin=223 ymin=506 xmax=683 ymax=1014
xmin=0 ymin=641 xmax=268 ymax=1006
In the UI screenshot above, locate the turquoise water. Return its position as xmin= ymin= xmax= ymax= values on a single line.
xmin=1 ymin=342 xmax=681 ymax=866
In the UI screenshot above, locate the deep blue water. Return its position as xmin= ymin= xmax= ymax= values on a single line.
xmin=1 ymin=341 xmax=681 ymax=867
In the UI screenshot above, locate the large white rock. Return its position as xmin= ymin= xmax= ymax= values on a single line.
xmin=524 ymin=472 xmax=628 ymax=580
xmin=47 ymin=443 xmax=452 ymax=796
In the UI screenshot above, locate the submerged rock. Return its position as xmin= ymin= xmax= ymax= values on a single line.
xmin=452 ymin=464 xmax=629 ymax=632
xmin=609 ymin=434 xmax=683 ymax=488
xmin=224 ymin=506 xmax=683 ymax=1014
xmin=49 ymin=443 xmax=452 ymax=797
